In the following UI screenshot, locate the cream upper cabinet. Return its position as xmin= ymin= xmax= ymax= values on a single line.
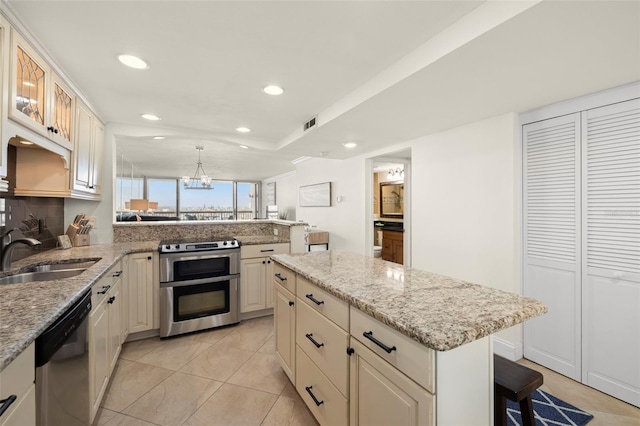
xmin=9 ymin=28 xmax=75 ymax=150
xmin=72 ymin=98 xmax=104 ymax=199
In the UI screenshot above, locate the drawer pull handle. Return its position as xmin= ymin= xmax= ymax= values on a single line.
xmin=112 ymin=271 xmax=122 ymax=277
xmin=97 ymin=285 xmax=111 ymax=295
xmin=305 ymin=333 xmax=324 ymax=348
xmin=0 ymin=395 xmax=17 ymax=417
xmin=289 ymin=300 xmax=294 ymax=307
xmin=305 ymin=294 xmax=324 ymax=305
xmin=275 ymin=273 xmax=287 ymax=281
xmin=305 ymin=386 xmax=324 ymax=407
xmin=260 ymin=249 xmax=275 ymax=252
xmin=363 ymin=331 xmax=397 ymax=353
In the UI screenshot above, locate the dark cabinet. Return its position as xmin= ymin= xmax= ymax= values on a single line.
xmin=381 ymin=230 xmax=403 ymax=265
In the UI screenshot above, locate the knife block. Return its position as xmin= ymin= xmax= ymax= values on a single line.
xmin=66 ymin=225 xmax=90 ymax=247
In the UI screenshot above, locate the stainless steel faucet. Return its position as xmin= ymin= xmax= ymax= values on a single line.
xmin=1 ymin=228 xmax=42 ymax=271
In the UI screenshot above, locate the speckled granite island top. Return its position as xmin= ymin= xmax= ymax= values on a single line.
xmin=271 ymin=250 xmax=547 ymax=352
xmin=0 ymin=241 xmax=159 ymax=371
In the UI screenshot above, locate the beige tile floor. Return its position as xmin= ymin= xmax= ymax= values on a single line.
xmin=518 ymin=359 xmax=640 ymax=426
xmin=95 ymin=315 xmax=639 ymax=426
xmin=94 ymin=316 xmax=318 ymax=426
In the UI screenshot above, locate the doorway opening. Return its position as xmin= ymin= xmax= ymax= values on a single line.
xmin=367 ymin=149 xmax=411 ymax=266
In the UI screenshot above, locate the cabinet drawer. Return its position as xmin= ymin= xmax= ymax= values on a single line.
xmin=296 ymin=346 xmax=348 ymax=426
xmin=0 ymin=343 xmax=34 ymax=423
xmin=350 ymin=307 xmax=434 ymax=393
xmin=297 ymin=276 xmax=349 ymax=331
xmin=273 ymin=262 xmax=296 ymax=294
xmin=297 ymin=301 xmax=349 ymax=396
xmin=91 ymin=261 xmax=122 ymax=306
xmin=241 ymin=243 xmax=289 ymax=259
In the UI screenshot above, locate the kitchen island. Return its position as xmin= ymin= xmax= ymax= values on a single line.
xmin=271 ymin=250 xmax=547 ymax=425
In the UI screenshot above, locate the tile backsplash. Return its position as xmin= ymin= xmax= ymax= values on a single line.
xmin=0 ymin=196 xmax=64 ymax=263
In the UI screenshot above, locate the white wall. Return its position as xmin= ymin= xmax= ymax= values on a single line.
xmin=262 ymin=171 xmax=297 ymax=220
xmin=295 ymin=157 xmax=366 ymax=254
xmin=410 ymin=112 xmax=521 ymax=353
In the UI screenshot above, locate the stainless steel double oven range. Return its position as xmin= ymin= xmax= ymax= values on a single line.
xmin=159 ymin=239 xmax=241 ymax=338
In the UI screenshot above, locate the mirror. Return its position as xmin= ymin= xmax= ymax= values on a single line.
xmin=380 ymin=182 xmax=404 ymax=218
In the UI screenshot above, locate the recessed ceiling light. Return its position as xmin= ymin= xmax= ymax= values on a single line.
xmin=342 ymin=142 xmax=357 ymax=148
xmin=19 ymin=140 xmax=34 ymax=145
xmin=152 ymin=136 xmax=165 ymax=140
xmin=239 ymin=145 xmax=249 ymax=149
xmin=235 ymin=127 xmax=251 ymax=133
xmin=141 ymin=114 xmax=161 ymax=121
xmin=118 ymin=54 xmax=148 ymax=69
xmin=262 ymin=85 xmax=284 ymax=96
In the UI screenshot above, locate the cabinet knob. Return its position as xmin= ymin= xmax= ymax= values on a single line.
xmin=288 ymin=300 xmax=294 ymax=307
xmin=108 ymin=296 xmax=116 ymax=304
xmin=262 ymin=260 xmax=266 ymax=264
xmin=147 ymin=256 xmax=152 ymax=260
xmin=46 ymin=126 xmax=58 ymax=134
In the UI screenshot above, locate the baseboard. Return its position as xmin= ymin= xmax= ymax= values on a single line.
xmin=492 ymin=336 xmax=523 ymax=361
xmin=125 ymin=329 xmax=160 ymax=342
xmin=241 ymin=308 xmax=274 ymax=321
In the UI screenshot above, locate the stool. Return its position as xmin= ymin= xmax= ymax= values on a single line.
xmin=494 ymin=354 xmax=543 ymax=426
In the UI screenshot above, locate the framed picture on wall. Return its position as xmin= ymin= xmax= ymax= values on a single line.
xmin=265 ymin=182 xmax=276 ymax=205
xmin=299 ymin=182 xmax=331 ymax=207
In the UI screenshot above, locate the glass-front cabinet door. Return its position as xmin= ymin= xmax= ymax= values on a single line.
xmin=49 ymin=72 xmax=74 ymax=149
xmin=9 ymin=28 xmax=75 ymax=150
xmin=10 ymin=29 xmax=48 ymax=135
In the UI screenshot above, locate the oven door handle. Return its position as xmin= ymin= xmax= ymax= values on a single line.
xmin=160 ymin=274 xmax=240 ymax=288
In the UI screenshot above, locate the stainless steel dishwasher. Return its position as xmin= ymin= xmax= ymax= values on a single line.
xmin=35 ymin=290 xmax=92 ymax=426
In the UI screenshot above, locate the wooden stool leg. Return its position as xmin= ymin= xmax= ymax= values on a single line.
xmin=494 ymin=394 xmax=507 ymax=426
xmin=519 ymin=395 xmax=536 ymax=426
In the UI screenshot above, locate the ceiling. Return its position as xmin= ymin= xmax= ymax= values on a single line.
xmin=4 ymin=1 xmax=640 ymax=181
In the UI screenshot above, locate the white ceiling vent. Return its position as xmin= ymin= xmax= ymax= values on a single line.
xmin=303 ymin=116 xmax=317 ymax=132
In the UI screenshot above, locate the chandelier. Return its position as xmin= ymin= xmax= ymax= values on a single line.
xmin=182 ymin=146 xmax=213 ymax=190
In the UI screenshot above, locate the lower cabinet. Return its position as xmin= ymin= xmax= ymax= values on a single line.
xmin=272 ymin=260 xmax=488 ymax=426
xmin=349 ymin=339 xmax=434 ymax=426
xmin=274 ymin=281 xmax=296 ymax=382
xmin=240 ymin=243 xmax=289 ymax=314
xmin=128 ymin=252 xmax=154 ymax=334
xmin=89 ymin=263 xmax=123 ymax=424
xmin=0 ymin=343 xmax=35 ymax=426
xmin=120 ymin=255 xmax=129 ymax=343
xmin=381 ymin=230 xmax=403 ymax=265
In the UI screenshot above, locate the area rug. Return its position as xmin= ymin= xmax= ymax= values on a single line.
xmin=506 ymin=389 xmax=594 ymax=426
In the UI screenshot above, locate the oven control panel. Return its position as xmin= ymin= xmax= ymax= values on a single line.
xmin=159 ymin=239 xmax=240 ymax=253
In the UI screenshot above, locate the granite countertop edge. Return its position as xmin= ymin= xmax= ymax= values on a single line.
xmin=0 ymin=241 xmax=159 ymax=371
xmin=271 ymin=251 xmax=547 ymax=352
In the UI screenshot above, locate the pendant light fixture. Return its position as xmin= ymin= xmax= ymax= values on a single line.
xmin=182 ymin=146 xmax=213 ymax=190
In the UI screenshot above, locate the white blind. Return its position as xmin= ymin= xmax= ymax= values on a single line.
xmin=524 ymin=115 xmax=579 ymax=263
xmin=585 ymin=99 xmax=640 ymax=274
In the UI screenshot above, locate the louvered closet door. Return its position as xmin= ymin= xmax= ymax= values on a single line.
xmin=523 ymin=113 xmax=582 ymax=380
xmin=582 ymin=99 xmax=640 ymax=407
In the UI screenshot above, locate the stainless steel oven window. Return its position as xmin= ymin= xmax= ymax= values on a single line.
xmin=173 ymin=281 xmax=231 ymax=322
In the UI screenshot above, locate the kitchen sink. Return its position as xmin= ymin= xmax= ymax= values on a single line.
xmin=24 ymin=259 xmax=99 ymax=273
xmin=0 ymin=259 xmax=100 ymax=285
xmin=0 ymin=268 xmax=88 ymax=285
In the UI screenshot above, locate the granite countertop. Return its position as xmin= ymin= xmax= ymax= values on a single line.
xmin=236 ymin=235 xmax=291 ymax=245
xmin=271 ymin=250 xmax=547 ymax=352
xmin=0 ymin=241 xmax=159 ymax=371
